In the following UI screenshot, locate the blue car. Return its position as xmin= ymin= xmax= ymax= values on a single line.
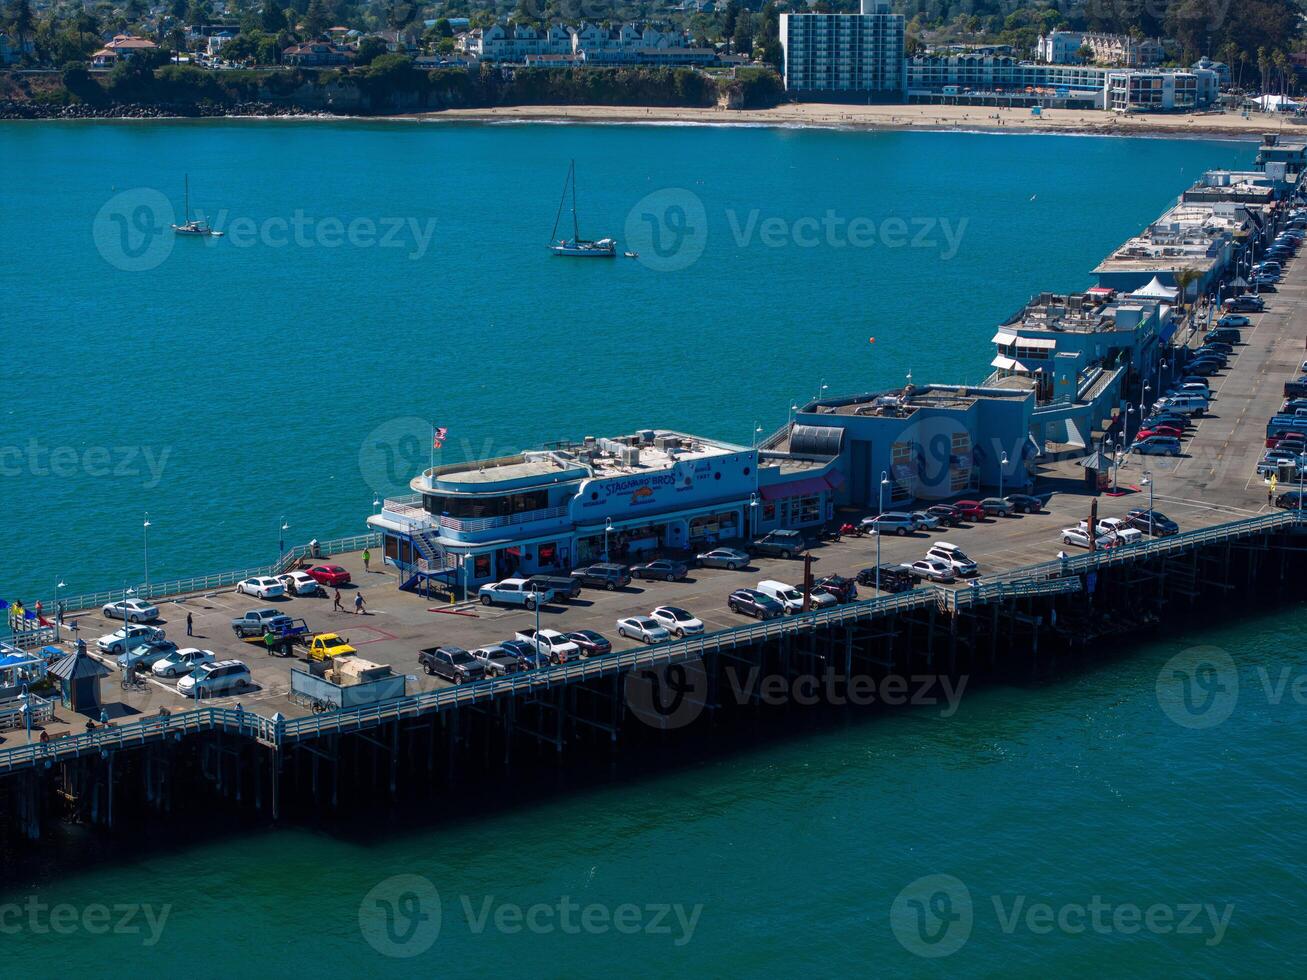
xmin=1132 ymin=435 xmax=1182 ymax=456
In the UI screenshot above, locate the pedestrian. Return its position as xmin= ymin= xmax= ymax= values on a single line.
xmin=333 ymin=589 xmax=344 ymax=612
xmin=34 ymin=599 xmax=42 ymax=624
xmin=362 ymin=548 xmax=371 ymax=572
xmin=186 ymin=611 xmax=193 ymax=637
xmin=75 ymin=636 xmax=87 ymax=657
xmin=354 ymin=593 xmax=365 ymax=615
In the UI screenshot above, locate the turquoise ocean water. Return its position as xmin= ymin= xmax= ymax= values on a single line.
xmin=5 ymin=122 xmax=1304 ymax=976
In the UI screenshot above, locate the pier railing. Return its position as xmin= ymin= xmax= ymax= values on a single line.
xmin=45 ymin=532 xmax=382 ymax=616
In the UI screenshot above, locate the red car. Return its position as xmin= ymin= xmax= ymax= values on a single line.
xmin=1137 ymin=426 xmax=1183 ymax=441
xmin=953 ymin=500 xmax=986 ymax=522
xmin=1268 ymin=431 xmax=1307 ymax=448
xmin=307 ymin=564 xmax=352 ymax=587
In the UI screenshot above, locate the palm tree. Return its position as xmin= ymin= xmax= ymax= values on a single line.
xmin=1174 ymin=267 xmax=1200 ymax=313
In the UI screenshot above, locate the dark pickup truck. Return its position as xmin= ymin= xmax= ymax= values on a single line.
xmin=419 ymin=646 xmax=486 ymax=684
xmin=750 ymin=529 xmax=808 ymax=559
xmin=524 ymin=575 xmax=583 ymax=600
xmin=231 ymin=608 xmax=302 ymax=639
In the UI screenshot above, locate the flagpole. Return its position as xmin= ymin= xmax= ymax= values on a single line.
xmin=430 ymin=423 xmax=435 ymax=490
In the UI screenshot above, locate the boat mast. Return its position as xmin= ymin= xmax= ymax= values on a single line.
xmin=570 ymin=160 xmax=580 ymax=242
xmin=550 ymin=161 xmax=572 ymax=244
xmin=183 ymin=174 xmax=191 ymax=223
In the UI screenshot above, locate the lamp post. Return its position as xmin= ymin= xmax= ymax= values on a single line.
xmin=999 ymin=451 xmax=1008 ymax=501
xmin=20 ymin=681 xmax=30 ymax=743
xmin=1144 ymin=384 xmax=1152 ymax=410
xmin=749 ymin=491 xmax=759 ymax=538
xmin=875 ymin=471 xmax=889 ymax=593
xmin=142 ymin=513 xmax=151 ymax=593
xmin=604 ymin=517 xmax=613 ymax=562
xmin=1141 ymin=470 xmax=1154 ymax=537
xmin=789 ymin=403 xmax=799 ymax=424
xmin=279 ymin=517 xmax=289 ymax=560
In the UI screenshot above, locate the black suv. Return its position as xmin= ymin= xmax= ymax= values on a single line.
xmin=524 ymin=574 xmax=582 ymax=600
xmin=418 ymin=646 xmax=486 ymax=684
xmin=728 ymin=588 xmax=785 ymax=620
xmin=856 ymin=564 xmax=915 ymax=593
xmin=750 ymin=529 xmax=808 ymax=559
xmin=569 ymin=563 xmax=632 ymax=590
xmin=814 ymin=574 xmax=858 ymax=604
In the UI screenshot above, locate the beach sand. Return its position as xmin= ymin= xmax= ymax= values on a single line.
xmin=414 ymin=102 xmax=1298 ymax=140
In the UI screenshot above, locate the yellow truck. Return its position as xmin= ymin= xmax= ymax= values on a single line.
xmin=306 ymin=633 xmax=357 ymax=662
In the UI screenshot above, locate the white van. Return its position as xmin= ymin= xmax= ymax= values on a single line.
xmin=1156 ymin=394 xmax=1207 ymax=416
xmin=757 ymin=580 xmax=804 ymax=614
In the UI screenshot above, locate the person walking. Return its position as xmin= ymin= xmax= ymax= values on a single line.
xmin=354 ymin=593 xmax=366 ymax=615
xmin=186 ymin=612 xmax=193 ymax=637
xmin=362 ymin=548 xmax=371 ymax=573
xmin=333 ymin=589 xmax=343 ymax=612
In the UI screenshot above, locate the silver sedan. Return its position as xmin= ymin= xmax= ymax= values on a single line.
xmin=695 ymin=547 xmax=750 ymax=570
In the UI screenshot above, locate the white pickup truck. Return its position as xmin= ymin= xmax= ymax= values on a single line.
xmin=514 ymin=628 xmax=579 ymax=664
xmin=478 ymin=578 xmax=555 ymax=609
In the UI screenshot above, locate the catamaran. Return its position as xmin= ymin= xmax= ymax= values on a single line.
xmin=548 ymin=161 xmax=615 ymax=258
xmin=171 ymin=175 xmax=223 ymax=237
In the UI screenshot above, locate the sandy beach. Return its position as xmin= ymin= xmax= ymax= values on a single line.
xmin=416 ymin=101 xmax=1300 ymax=140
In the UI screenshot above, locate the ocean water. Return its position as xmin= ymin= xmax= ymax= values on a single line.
xmin=5 ymin=121 xmax=1301 ymax=977
xmin=0 ymin=121 xmax=1252 ymax=600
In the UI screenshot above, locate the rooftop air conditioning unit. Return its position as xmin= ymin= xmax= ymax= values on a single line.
xmin=620 ymin=446 xmax=641 ymax=466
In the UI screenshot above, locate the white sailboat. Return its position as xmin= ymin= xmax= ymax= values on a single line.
xmin=548 ymin=161 xmax=615 ymax=258
xmin=171 ymin=175 xmax=223 ymax=237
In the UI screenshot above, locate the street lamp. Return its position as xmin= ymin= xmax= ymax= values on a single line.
xmin=604 ymin=517 xmax=613 ymax=562
xmin=752 ymin=422 xmax=764 ymax=448
xmin=1141 ymin=470 xmax=1154 ymax=537
xmin=875 ymin=470 xmax=889 ymax=593
xmin=748 ymin=491 xmax=759 ymax=537
xmin=999 ymin=451 xmax=1008 ymax=500
xmin=142 ymin=513 xmax=151 ymax=592
xmin=279 ymin=517 xmax=289 ymax=558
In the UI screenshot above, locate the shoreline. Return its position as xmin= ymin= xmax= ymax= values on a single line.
xmin=2 ymin=99 xmax=1296 ymax=140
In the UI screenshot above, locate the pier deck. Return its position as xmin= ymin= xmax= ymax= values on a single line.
xmin=5 ymin=263 xmax=1304 ymax=752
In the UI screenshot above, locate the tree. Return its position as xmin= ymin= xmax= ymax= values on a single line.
xmin=354 ymin=34 xmax=387 ymax=65
xmin=1174 ymin=267 xmax=1200 ymax=310
xmin=723 ymin=0 xmax=739 ymax=51
xmin=6 ymin=0 xmax=35 ymax=46
xmin=304 ymin=0 xmax=329 ymax=37
xmin=732 ymin=10 xmax=753 ymax=57
xmin=259 ymin=0 xmax=286 ymax=33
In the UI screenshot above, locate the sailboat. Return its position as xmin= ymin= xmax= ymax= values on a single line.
xmin=171 ymin=175 xmax=223 ymax=237
xmin=548 ymin=161 xmax=615 ymax=258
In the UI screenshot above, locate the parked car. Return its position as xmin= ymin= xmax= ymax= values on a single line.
xmin=1004 ymin=494 xmax=1043 ymax=514
xmin=1060 ymin=527 xmax=1107 ymax=549
xmin=726 ymin=589 xmax=784 ymax=621
xmin=117 ymin=640 xmax=178 ymax=672
xmin=756 ymin=580 xmax=806 ymax=614
xmin=97 ymin=623 xmax=165 ymax=654
xmin=910 ymin=510 xmax=942 ymax=530
xmin=236 ymin=576 xmax=284 ymax=599
xmin=615 ymin=616 xmax=671 ymax=643
xmin=650 ymin=606 xmax=705 ymax=637
xmin=804 ymin=587 xmax=839 ymax=609
xmin=569 ymin=563 xmax=633 ymax=591
xmin=499 ymin=639 xmax=543 ymax=669
xmin=861 ymin=512 xmax=917 ymax=536
xmin=1136 ymin=426 xmax=1183 ymax=442
xmin=523 ymin=574 xmax=583 ymax=600
xmin=1214 ymin=316 xmax=1249 ymax=329
xmin=813 ymin=574 xmax=858 ymax=604
xmin=979 ymin=497 xmax=1014 ymax=518
xmin=926 ymin=542 xmax=978 ymax=577
xmin=1094 ymin=517 xmax=1143 ymax=545
xmin=1126 ymin=509 xmax=1179 ymax=537
xmin=630 ymin=559 xmax=690 ymax=582
xmin=855 ymin=565 xmax=915 ymax=593
xmin=1131 ymin=436 xmax=1183 ymax=457
xmin=1275 ymin=490 xmax=1307 ymax=510
xmin=419 ymin=646 xmax=485 ymax=684
xmin=277 ymin=571 xmax=322 ymax=597
xmin=696 ymin=547 xmax=750 ymax=570
xmin=1183 ymin=360 xmax=1221 ymax=377
xmin=515 ymin=628 xmax=579 ymax=664
xmin=152 ymin=647 xmax=215 ymax=678
xmin=177 ymin=660 xmax=252 ymax=698
xmin=479 ymin=578 xmax=552 ymax=609
xmin=750 ymin=529 xmax=808 ymax=559
xmin=925 ymin=504 xmax=963 ymax=527
xmin=230 ymin=608 xmax=293 ymax=639
xmin=952 ymin=500 xmax=987 ymax=522
xmin=470 ymin=644 xmax=523 ymax=677
xmin=101 ymin=597 xmax=160 ymax=623
xmin=905 ymin=558 xmax=955 ymax=583
xmin=563 ymin=630 xmax=612 ymax=657
xmin=306 ymin=564 xmax=351 ymax=587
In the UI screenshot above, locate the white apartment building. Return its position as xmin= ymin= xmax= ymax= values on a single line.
xmin=778 ymin=1 xmax=906 ymax=99
xmin=461 ymin=22 xmax=691 ymax=63
xmin=1036 ymin=30 xmax=1164 ymax=67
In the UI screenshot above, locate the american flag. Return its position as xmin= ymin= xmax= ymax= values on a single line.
xmin=433 ymin=425 xmax=448 ymax=449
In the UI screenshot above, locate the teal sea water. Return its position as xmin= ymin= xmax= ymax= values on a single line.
xmin=5 ymin=122 xmax=1304 ymax=976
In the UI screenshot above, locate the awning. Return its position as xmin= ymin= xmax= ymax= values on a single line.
xmin=991 ymin=331 xmax=1018 ymax=346
xmin=759 ymin=474 xmax=834 ymax=502
xmin=991 ymin=354 xmax=1030 ymax=372
xmin=1017 ymin=337 xmax=1057 ymax=350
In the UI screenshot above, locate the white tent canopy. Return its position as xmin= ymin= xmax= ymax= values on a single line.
xmin=1131 ymin=276 xmax=1179 ymax=301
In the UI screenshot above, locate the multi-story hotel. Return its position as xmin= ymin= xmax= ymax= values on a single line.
xmin=778 ymin=1 xmax=906 ymax=100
